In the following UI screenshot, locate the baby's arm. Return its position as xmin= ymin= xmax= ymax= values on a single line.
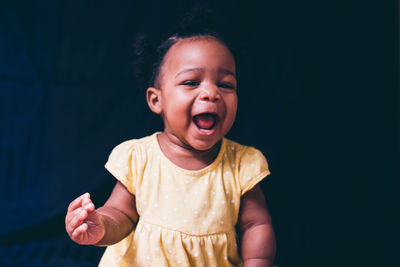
xmin=65 ymin=181 xmax=138 ymax=246
xmin=238 ymin=185 xmax=276 ymax=267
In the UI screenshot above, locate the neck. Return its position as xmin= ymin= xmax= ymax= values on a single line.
xmin=156 ymin=132 xmax=221 ymax=171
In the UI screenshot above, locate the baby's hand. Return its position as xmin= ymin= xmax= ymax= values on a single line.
xmin=65 ymin=193 xmax=105 ymax=245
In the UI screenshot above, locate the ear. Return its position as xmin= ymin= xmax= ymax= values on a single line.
xmin=146 ymin=87 xmax=162 ymax=114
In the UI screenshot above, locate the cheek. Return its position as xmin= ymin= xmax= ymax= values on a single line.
xmin=162 ymin=98 xmax=192 ymax=125
xmin=166 ymin=91 xmax=194 ymax=112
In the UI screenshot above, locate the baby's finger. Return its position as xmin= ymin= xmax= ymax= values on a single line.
xmin=68 ymin=209 xmax=88 ymax=233
xmin=83 ymin=203 xmax=95 ymax=213
xmin=71 ymin=223 xmax=88 ymax=240
xmin=68 ymin=193 xmax=90 ymax=213
xmin=66 ymin=206 xmax=84 ymax=225
xmin=82 ymin=197 xmax=93 ymax=207
xmin=66 ymin=205 xmax=81 ymax=226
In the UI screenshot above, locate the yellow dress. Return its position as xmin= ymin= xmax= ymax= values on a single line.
xmin=99 ymin=133 xmax=270 ymax=267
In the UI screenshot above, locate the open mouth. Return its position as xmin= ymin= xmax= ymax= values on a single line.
xmin=193 ymin=113 xmax=218 ymax=130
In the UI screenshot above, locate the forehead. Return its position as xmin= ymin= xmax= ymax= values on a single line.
xmin=162 ymin=38 xmax=236 ymax=75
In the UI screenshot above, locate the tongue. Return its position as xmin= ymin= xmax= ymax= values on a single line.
xmin=194 ymin=114 xmax=216 ymax=129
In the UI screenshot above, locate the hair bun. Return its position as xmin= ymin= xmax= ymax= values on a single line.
xmin=132 ymin=3 xmax=235 ymax=90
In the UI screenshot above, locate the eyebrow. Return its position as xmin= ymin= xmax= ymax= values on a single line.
xmin=219 ymin=68 xmax=236 ymax=78
xmin=175 ymin=68 xmax=236 ymax=78
xmin=175 ymin=68 xmax=204 ymax=78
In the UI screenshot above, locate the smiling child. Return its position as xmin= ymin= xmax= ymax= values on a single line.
xmin=65 ymin=30 xmax=276 ymax=267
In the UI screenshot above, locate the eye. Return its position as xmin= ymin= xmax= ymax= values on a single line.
xmin=181 ymin=80 xmax=200 ymax=87
xmin=218 ymin=82 xmax=235 ymax=90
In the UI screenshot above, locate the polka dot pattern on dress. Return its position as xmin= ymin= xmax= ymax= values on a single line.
xmin=101 ymin=134 xmax=270 ymax=267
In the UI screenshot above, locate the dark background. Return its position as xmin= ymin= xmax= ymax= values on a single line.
xmin=0 ymin=0 xmax=398 ymax=266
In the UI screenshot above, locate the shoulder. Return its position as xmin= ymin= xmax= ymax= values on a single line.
xmin=223 ymin=138 xmax=270 ymax=195
xmin=104 ymin=134 xmax=158 ymax=194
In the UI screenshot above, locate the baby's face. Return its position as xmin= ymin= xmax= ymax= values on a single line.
xmin=155 ymin=38 xmax=237 ymax=151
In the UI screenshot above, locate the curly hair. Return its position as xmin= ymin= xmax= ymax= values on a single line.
xmin=132 ymin=4 xmax=236 ymax=90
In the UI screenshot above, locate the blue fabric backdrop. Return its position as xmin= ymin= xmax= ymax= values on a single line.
xmin=0 ymin=1 xmax=397 ymax=266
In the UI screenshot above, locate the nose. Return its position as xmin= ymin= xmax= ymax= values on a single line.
xmin=199 ymin=84 xmax=220 ymax=102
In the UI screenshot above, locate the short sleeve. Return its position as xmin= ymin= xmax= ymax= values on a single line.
xmin=238 ymin=147 xmax=270 ymax=195
xmin=104 ymin=141 xmax=137 ymax=195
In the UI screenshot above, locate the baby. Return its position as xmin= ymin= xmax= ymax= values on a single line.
xmin=65 ymin=30 xmax=276 ymax=267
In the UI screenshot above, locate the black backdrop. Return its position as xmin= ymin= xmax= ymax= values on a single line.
xmin=0 ymin=1 xmax=398 ymax=266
